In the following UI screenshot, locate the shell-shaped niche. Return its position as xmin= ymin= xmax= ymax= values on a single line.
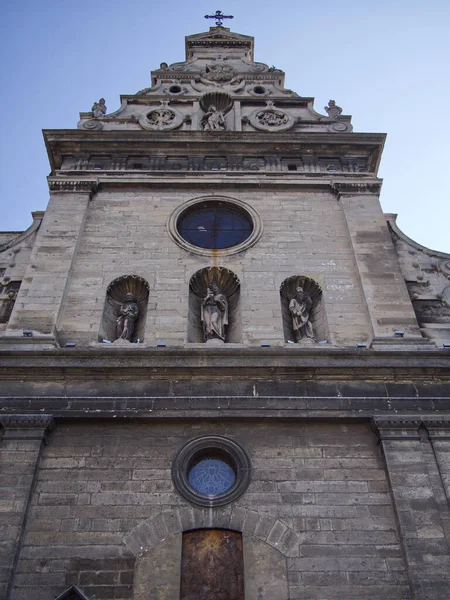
xmin=200 ymin=92 xmax=233 ymax=114
xmin=188 ymin=266 xmax=241 ymax=343
xmin=98 ymin=275 xmax=150 ymax=343
xmin=280 ymin=275 xmax=328 ymax=344
xmin=190 ymin=266 xmax=240 ymax=298
xmin=280 ymin=275 xmax=322 ymax=302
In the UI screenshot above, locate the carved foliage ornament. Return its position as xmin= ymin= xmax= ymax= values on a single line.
xmin=139 ymin=105 xmax=183 ymax=131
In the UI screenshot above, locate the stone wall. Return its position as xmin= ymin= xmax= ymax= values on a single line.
xmin=13 ymin=420 xmax=410 ymax=600
xmin=56 ymin=186 xmax=372 ymax=346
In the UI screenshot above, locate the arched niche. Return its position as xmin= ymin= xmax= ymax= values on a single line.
xmin=188 ymin=267 xmax=241 ymax=343
xmin=98 ymin=275 xmax=149 ymax=343
xmin=280 ymin=275 xmax=328 ymax=343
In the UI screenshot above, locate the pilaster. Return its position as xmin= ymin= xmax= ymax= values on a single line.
xmin=372 ymin=417 xmax=450 ymax=600
xmin=6 ymin=180 xmax=97 ymax=340
xmin=0 ymin=415 xmax=55 ymax=600
xmin=337 ymin=183 xmax=425 ymax=345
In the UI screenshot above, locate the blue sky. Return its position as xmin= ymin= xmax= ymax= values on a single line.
xmin=1 ymin=0 xmax=450 ymax=252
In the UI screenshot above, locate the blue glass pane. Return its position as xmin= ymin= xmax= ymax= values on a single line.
xmin=178 ymin=203 xmax=252 ymax=249
xmin=188 ymin=458 xmax=236 ymax=495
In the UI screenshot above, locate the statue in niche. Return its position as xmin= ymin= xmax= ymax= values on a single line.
xmin=201 ymin=283 xmax=228 ymax=342
xmin=116 ymin=293 xmax=139 ymax=341
xmin=324 ymin=99 xmax=342 ymax=119
xmin=202 ymin=105 xmax=226 ymax=131
xmin=289 ymin=286 xmax=316 ymax=343
xmin=91 ymin=98 xmax=106 ymax=118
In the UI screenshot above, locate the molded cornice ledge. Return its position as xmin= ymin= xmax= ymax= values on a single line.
xmin=332 ymin=181 xmax=382 ymax=197
xmin=372 ymin=416 xmax=423 ymax=440
xmin=47 ymin=178 xmax=99 ymax=197
xmin=0 ymin=414 xmax=55 ymax=441
xmin=422 ymin=417 xmax=450 ymax=439
xmin=372 ymin=416 xmax=450 ymax=441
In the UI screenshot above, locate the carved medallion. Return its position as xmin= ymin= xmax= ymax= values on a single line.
xmin=201 ymin=63 xmax=237 ymax=82
xmin=139 ymin=106 xmax=183 ymax=131
xmin=249 ymin=106 xmax=294 ymax=132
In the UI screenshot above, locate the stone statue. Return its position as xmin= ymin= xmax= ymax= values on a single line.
xmin=116 ymin=293 xmax=139 ymax=341
xmin=289 ymin=286 xmax=315 ymax=343
xmin=201 ymin=284 xmax=228 ymax=341
xmin=201 ymin=105 xmax=226 ymax=131
xmin=324 ymin=100 xmax=342 ymax=119
xmin=92 ymin=98 xmax=106 ymax=118
xmin=160 ymin=62 xmax=168 ymax=70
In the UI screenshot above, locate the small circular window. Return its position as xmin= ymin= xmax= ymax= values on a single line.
xmin=172 ymin=436 xmax=251 ymax=507
xmin=253 ymin=85 xmax=266 ymax=95
xmin=168 ymin=197 xmax=263 ymax=257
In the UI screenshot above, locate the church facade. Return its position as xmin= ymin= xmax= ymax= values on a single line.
xmin=1 ymin=21 xmax=450 ymax=600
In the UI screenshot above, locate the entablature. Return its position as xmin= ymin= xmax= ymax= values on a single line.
xmin=44 ymin=130 xmax=385 ymax=174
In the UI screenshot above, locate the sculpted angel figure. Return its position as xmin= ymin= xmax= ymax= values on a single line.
xmin=116 ymin=293 xmax=139 ymax=341
xmin=289 ymin=286 xmax=315 ymax=342
xmin=201 ymin=283 xmax=228 ymax=341
xmin=92 ymin=98 xmax=106 ymax=118
xmin=202 ymin=105 xmax=226 ymax=131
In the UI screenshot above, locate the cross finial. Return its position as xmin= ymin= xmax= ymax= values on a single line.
xmin=204 ymin=10 xmax=234 ymax=27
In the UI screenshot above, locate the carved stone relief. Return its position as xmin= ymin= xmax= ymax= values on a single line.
xmin=201 ymin=62 xmax=237 ymax=82
xmin=249 ymin=104 xmax=294 ymax=132
xmin=138 ymin=103 xmax=184 ymax=131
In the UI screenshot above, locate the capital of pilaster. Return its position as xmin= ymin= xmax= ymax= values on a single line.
xmin=48 ymin=179 xmax=98 ymax=197
xmin=0 ymin=414 xmax=55 ymax=441
xmin=372 ymin=416 xmax=422 ymax=441
xmin=422 ymin=418 xmax=450 ymax=440
xmin=332 ymin=181 xmax=382 ymax=197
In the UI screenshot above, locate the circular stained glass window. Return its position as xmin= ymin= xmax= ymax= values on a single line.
xmin=177 ymin=201 xmax=253 ymax=250
xmin=188 ymin=457 xmax=236 ymax=495
xmin=172 ymin=435 xmax=251 ymax=507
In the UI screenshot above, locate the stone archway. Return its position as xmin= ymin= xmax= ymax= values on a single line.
xmin=125 ymin=505 xmax=298 ymax=600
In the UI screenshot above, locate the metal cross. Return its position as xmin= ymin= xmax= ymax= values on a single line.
xmin=204 ymin=10 xmax=234 ymax=27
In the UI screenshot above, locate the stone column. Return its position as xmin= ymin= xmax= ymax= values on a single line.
xmin=372 ymin=417 xmax=450 ymax=600
xmin=336 ymin=183 xmax=425 ymax=345
xmin=6 ymin=180 xmax=97 ymax=339
xmin=0 ymin=415 xmax=54 ymax=600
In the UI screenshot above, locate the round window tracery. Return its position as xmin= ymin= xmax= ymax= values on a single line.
xmin=172 ymin=436 xmax=251 ymax=507
xmin=188 ymin=457 xmax=236 ymax=495
xmin=168 ymin=197 xmax=263 ymax=257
